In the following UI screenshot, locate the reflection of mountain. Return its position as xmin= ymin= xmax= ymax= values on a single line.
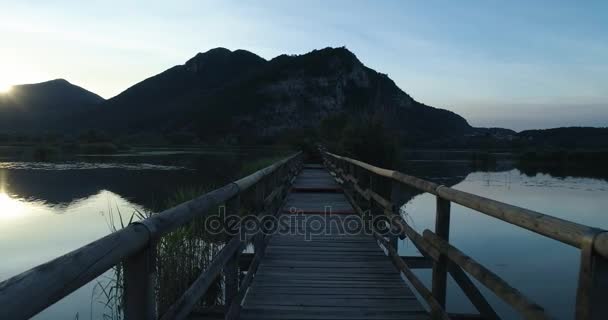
xmin=391 ymin=161 xmax=475 ymax=207
xmin=0 ymin=155 xmax=245 ymax=209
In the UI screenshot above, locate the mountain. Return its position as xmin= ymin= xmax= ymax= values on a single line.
xmin=0 ymin=79 xmax=104 ymax=132
xmin=75 ymin=47 xmax=472 ymax=143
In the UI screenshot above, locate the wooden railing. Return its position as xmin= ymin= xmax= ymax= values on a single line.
xmin=0 ymin=152 xmax=304 ymax=320
xmin=322 ymin=149 xmax=608 ymax=320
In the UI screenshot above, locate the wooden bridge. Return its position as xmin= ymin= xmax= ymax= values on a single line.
xmin=0 ymin=149 xmax=607 ymax=320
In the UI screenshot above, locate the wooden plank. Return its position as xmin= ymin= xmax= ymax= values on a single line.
xmin=240 ymin=165 xmax=429 ymax=320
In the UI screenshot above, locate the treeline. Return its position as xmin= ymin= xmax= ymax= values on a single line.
xmin=425 ymin=126 xmax=608 ymax=150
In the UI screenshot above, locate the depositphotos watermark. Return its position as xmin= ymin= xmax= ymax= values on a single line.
xmin=204 ymin=206 xmax=404 ymax=241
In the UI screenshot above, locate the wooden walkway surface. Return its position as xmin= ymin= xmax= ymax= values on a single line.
xmin=239 ymin=165 xmax=428 ymax=319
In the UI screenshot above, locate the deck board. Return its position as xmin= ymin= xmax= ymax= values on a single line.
xmin=239 ymin=166 xmax=428 ymax=319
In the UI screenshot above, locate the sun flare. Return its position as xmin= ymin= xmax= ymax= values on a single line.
xmin=0 ymin=83 xmax=12 ymax=94
xmin=0 ymin=193 xmax=26 ymax=219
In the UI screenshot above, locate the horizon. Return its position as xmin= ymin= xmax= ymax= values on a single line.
xmin=1 ymin=0 xmax=607 ymax=131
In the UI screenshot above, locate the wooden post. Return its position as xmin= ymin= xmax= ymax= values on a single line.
xmin=124 ymin=243 xmax=157 ymax=320
xmin=576 ymin=232 xmax=608 ymax=320
xmin=253 ymin=181 xmax=265 ymax=253
xmin=224 ymin=195 xmax=240 ymax=314
xmin=432 ymin=196 xmax=451 ymax=314
xmin=388 ymin=180 xmax=400 ymax=249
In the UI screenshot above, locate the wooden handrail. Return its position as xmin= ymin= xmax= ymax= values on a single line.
xmin=324 ymin=151 xmax=608 ymax=257
xmin=422 ymin=230 xmax=550 ymax=319
xmin=160 ymin=236 xmax=246 ymax=320
xmin=0 ymin=151 xmax=303 ymax=320
xmin=323 ymin=148 xmax=608 ymax=320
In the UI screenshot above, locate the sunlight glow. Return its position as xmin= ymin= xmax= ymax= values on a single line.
xmin=0 ymin=193 xmax=27 ymax=219
xmin=0 ymin=83 xmax=12 ymax=94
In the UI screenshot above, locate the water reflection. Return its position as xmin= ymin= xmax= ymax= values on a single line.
xmin=398 ymin=167 xmax=608 ymax=319
xmin=0 ymin=153 xmax=256 ymax=319
xmin=2 ymin=154 xmax=606 ymax=319
xmin=0 ymin=154 xmax=246 ymax=208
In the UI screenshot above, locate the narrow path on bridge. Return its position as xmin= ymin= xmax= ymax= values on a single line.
xmin=239 ymin=164 xmax=428 ymax=320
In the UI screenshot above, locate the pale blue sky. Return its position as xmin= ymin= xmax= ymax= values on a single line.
xmin=1 ymin=0 xmax=606 ymax=130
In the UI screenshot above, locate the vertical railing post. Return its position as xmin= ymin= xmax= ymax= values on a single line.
xmin=388 ymin=180 xmax=399 ymax=249
xmin=368 ymin=174 xmax=374 ymax=212
xmin=576 ymin=232 xmax=608 ymax=320
xmin=432 ymin=195 xmax=451 ymax=316
xmin=224 ymin=195 xmax=240 ymax=314
xmin=253 ymin=179 xmax=266 ymax=253
xmin=124 ymin=239 xmax=157 ymax=320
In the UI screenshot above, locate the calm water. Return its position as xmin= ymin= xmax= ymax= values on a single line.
xmin=397 ymin=161 xmax=608 ymax=319
xmin=0 ymin=149 xmax=284 ymax=319
xmin=1 ymin=155 xmax=606 ymax=319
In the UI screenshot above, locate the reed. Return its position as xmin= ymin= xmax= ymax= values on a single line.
xmin=156 ymin=187 xmax=226 ymax=315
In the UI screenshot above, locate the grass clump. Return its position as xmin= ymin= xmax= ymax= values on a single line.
xmin=156 ymin=187 xmax=226 ymax=315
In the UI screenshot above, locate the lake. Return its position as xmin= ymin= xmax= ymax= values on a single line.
xmin=397 ymin=160 xmax=608 ymax=319
xmin=0 ymin=148 xmax=288 ymax=319
xmin=0 ymin=153 xmax=606 ymax=319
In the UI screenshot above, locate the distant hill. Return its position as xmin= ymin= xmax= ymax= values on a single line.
xmin=2 ymin=50 xmax=606 ymax=151
xmin=0 ymin=79 xmax=104 ymax=132
xmin=73 ymin=47 xmax=472 ymax=144
xmin=518 ymin=127 xmax=608 ymax=149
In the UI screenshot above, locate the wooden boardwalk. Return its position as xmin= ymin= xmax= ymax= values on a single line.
xmin=239 ymin=165 xmax=428 ymax=320
xmin=5 ymin=152 xmax=604 ymax=319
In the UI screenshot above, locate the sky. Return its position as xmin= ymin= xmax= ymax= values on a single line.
xmin=0 ymin=0 xmax=606 ymax=131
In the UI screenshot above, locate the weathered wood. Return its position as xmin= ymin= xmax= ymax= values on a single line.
xmin=161 ymin=236 xmax=246 ymax=320
xmin=325 ymin=149 xmax=608 ymax=319
xmin=234 ymin=152 xmax=302 ymax=191
xmin=325 ymin=151 xmax=439 ymax=194
xmin=324 ymin=151 xmax=608 ymax=254
xmin=369 ymin=189 xmax=392 ymax=211
xmin=124 ymin=241 xmax=157 ymax=320
xmin=374 ymin=232 xmax=450 ymax=320
xmin=435 ymin=186 xmax=601 ymax=251
xmin=241 ymin=168 xmax=428 ymax=319
xmin=373 ymin=209 xmax=499 ymax=320
xmin=432 ymin=196 xmax=451 ymax=311
xmin=0 ymin=152 xmax=303 ymax=320
xmin=226 ymin=236 xmax=269 ymax=320
xmin=447 ymin=263 xmax=500 ymax=320
xmin=0 ymin=223 xmax=150 ymax=320
xmin=575 ymin=231 xmax=608 ymax=320
xmin=595 ymin=232 xmax=608 ymax=258
xmin=223 ymin=196 xmax=240 ymax=314
xmin=423 ymin=230 xmax=550 ymax=320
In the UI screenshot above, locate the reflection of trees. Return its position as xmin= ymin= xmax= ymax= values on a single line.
xmin=391 ymin=159 xmax=608 ymax=210
xmin=516 ymin=162 xmax=608 ymax=182
xmin=390 ymin=160 xmax=475 ymax=208
xmin=0 ymin=154 xmax=246 ymax=209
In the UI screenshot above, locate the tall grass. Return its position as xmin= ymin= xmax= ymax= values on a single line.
xmin=156 ymin=187 xmax=226 ymax=315
xmin=91 ymin=153 xmax=283 ymax=318
xmin=91 ymin=205 xmax=144 ymax=320
xmin=94 ymin=190 xmax=228 ymax=319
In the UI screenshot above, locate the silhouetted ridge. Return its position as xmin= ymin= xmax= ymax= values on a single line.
xmin=0 ymin=79 xmax=104 ymax=132
xmin=2 ymin=47 xmax=473 ymax=143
